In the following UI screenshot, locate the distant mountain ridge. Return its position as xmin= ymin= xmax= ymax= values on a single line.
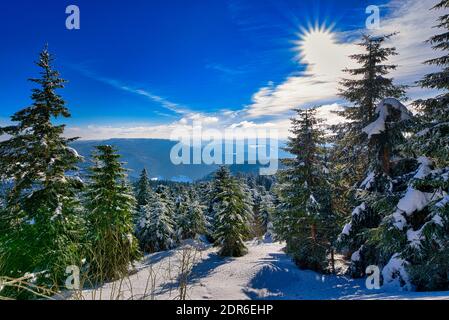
xmin=71 ymin=138 xmax=290 ymax=182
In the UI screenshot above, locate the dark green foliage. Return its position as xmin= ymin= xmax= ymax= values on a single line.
xmin=137 ymin=185 xmax=176 ymax=253
xmin=331 ymin=34 xmax=407 ymax=219
xmin=275 ymin=108 xmax=338 ymax=273
xmin=338 ymin=98 xmax=414 ymax=278
xmin=136 ymin=168 xmax=153 ymax=206
xmin=412 ymin=0 xmax=449 ymax=168
xmin=257 ymin=190 xmax=275 ymax=236
xmin=175 ymin=189 xmax=207 ymax=241
xmin=85 ymin=145 xmax=140 ymax=283
xmin=331 ymin=32 xmax=411 ymax=279
xmin=373 ymin=1 xmax=449 ymax=291
xmin=0 ymin=47 xmax=84 ymax=296
xmin=212 ymin=167 xmax=252 ymax=257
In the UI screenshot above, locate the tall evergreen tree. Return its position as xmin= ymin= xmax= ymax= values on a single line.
xmin=275 ymin=108 xmax=337 ymax=272
xmin=376 ymin=1 xmax=449 ymax=291
xmin=413 ymin=0 xmax=449 ymax=166
xmin=332 ymin=34 xmax=407 ymax=217
xmin=338 ymin=98 xmax=414 ymax=278
xmin=258 ymin=190 xmax=275 ymax=236
xmin=0 ymin=191 xmax=7 ymax=245
xmin=0 ymin=47 xmax=84 ymax=293
xmin=208 ymin=169 xmax=228 ymax=240
xmin=136 ymin=168 xmax=153 ymax=207
xmin=196 ymin=181 xmax=215 ymax=240
xmin=339 ymin=34 xmax=406 ymax=126
xmin=85 ymin=145 xmax=140 ymax=283
xmin=212 ymin=167 xmax=252 ymax=257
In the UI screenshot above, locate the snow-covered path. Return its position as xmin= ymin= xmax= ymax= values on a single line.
xmin=183 ymin=241 xmax=449 ymax=300
xmin=76 ymin=241 xmax=449 ymax=300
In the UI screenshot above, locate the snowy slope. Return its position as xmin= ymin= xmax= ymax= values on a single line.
xmin=72 ymin=241 xmax=449 ymax=300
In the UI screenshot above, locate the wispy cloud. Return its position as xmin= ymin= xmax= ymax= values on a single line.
xmin=206 ymin=63 xmax=247 ymax=76
xmin=72 ymin=65 xmax=190 ymax=115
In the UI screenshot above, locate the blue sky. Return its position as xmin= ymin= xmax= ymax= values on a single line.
xmin=0 ymin=0 xmax=442 ymax=139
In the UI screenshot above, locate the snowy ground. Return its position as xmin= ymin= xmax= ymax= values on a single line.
xmin=72 ymin=241 xmax=449 ymax=300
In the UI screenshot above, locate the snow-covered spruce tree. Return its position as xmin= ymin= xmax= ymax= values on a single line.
xmin=196 ymin=181 xmax=216 ymax=241
xmin=85 ymin=145 xmax=140 ymax=283
xmin=0 ymin=190 xmax=6 ymax=233
xmin=239 ymin=176 xmax=256 ymax=238
xmin=244 ymin=178 xmax=263 ymax=238
xmin=413 ymin=0 xmax=449 ymax=166
xmin=174 ymin=189 xmax=190 ymax=241
xmin=186 ymin=194 xmax=207 ymax=239
xmin=136 ymin=168 xmax=153 ymax=207
xmin=258 ymin=190 xmax=275 ymax=236
xmin=0 ymin=191 xmax=9 ymax=270
xmin=275 ymin=108 xmax=337 ymax=272
xmin=175 ymin=189 xmax=207 ymax=241
xmin=338 ymin=98 xmax=414 ymax=278
xmin=248 ymin=183 xmax=275 ymax=238
xmin=331 ymin=34 xmax=407 ymax=217
xmin=0 ymin=47 xmax=84 ymax=294
xmin=207 ymin=170 xmax=228 ymax=241
xmin=376 ymin=1 xmax=449 ymax=291
xmin=137 ymin=185 xmax=176 ymax=253
xmin=212 ymin=166 xmax=252 ymax=257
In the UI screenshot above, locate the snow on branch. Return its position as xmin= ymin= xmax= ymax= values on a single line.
xmin=363 ymin=98 xmax=412 ymax=139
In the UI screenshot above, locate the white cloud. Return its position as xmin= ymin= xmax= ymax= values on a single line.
xmin=66 ymin=111 xmax=224 ymax=141
xmin=180 ymin=113 xmax=220 ymax=125
xmin=65 ymin=123 xmax=180 ymax=140
xmin=315 ymin=103 xmax=347 ymax=127
xmin=228 ymin=121 xmax=276 ymax=129
xmin=375 ymin=0 xmax=443 ymax=92
xmin=66 ymin=112 xmax=291 ymax=141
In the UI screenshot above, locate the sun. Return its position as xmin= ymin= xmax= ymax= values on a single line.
xmin=294 ymin=24 xmax=336 ymax=64
xmin=293 ymin=23 xmax=350 ymax=76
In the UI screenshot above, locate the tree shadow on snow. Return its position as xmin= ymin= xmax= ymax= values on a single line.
xmin=141 ymin=250 xmax=177 ymax=266
xmin=243 ymin=253 xmax=368 ymax=300
xmin=156 ymin=251 xmax=233 ymax=296
xmin=189 ymin=252 xmax=233 ymax=282
xmin=243 ymin=253 xmax=303 ymax=300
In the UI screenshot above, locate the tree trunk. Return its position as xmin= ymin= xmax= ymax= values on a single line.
xmin=381 ymin=144 xmax=391 ymax=174
xmin=311 ymin=224 xmax=317 ymax=241
xmin=330 ymin=248 xmax=336 ymax=274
